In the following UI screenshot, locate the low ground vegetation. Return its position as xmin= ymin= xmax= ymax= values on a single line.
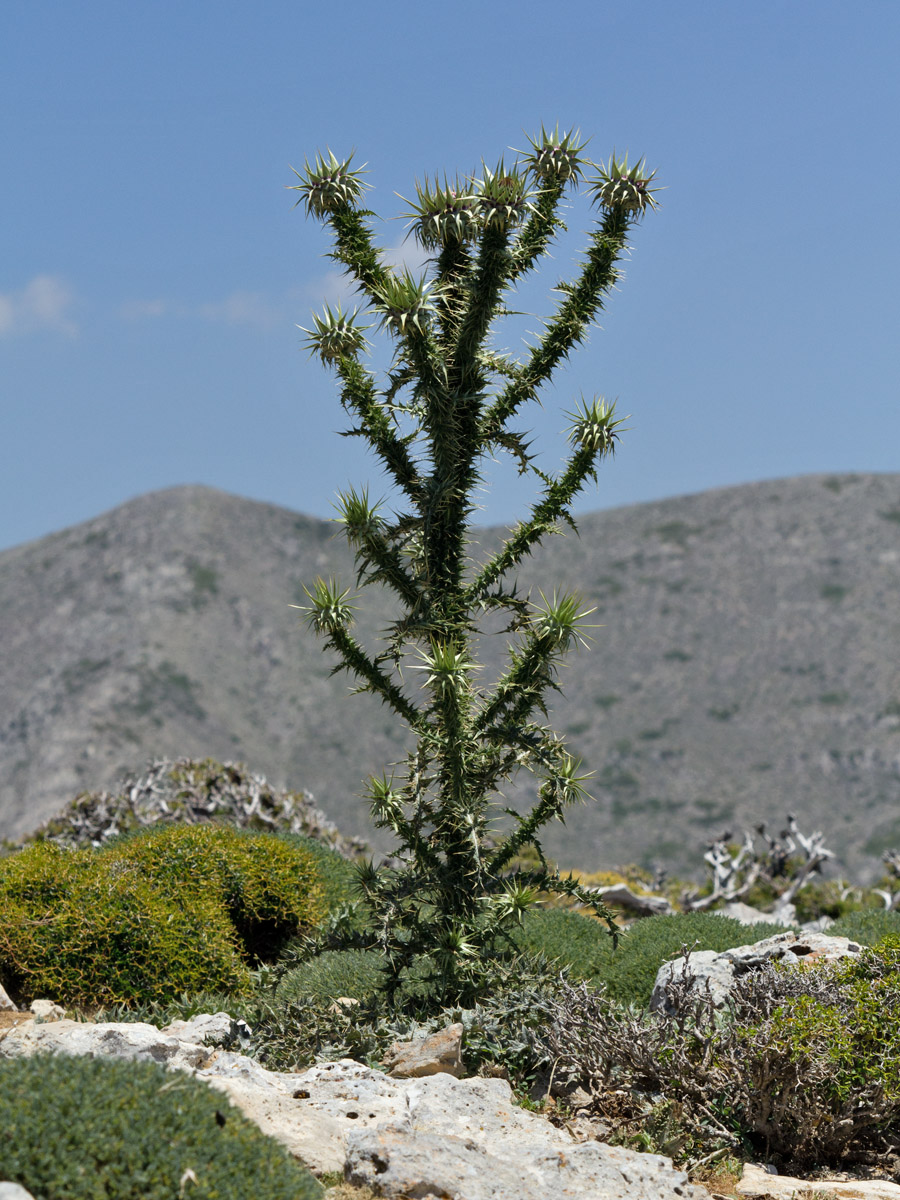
xmin=0 ymin=1054 xmax=322 ymax=1200
xmin=6 ymin=785 xmax=900 ymax=1188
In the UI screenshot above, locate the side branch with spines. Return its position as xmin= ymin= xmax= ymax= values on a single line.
xmin=480 ymin=208 xmax=631 ymax=440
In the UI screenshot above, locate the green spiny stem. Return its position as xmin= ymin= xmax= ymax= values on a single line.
xmin=323 ymin=625 xmax=421 ymax=727
xmin=503 ymin=867 xmax=617 ymax=932
xmin=487 ymin=790 xmax=565 ymax=875
xmin=433 ymin=239 xmax=473 ymax=345
xmin=474 ymin=641 xmax=558 ymax=734
xmin=334 ymin=357 xmax=423 ymax=502
xmin=349 ymin=527 xmax=422 ymax=609
xmin=327 ymin=206 xmax=390 ymax=302
xmin=507 ymin=179 xmax=567 ymax=281
xmin=453 ymin=226 xmax=512 ymax=384
xmin=480 ymin=208 xmax=631 ymax=439
xmin=468 ymin=444 xmax=600 ymax=599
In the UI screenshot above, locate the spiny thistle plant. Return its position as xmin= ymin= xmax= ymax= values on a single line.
xmin=289 ymin=126 xmax=660 ymax=1010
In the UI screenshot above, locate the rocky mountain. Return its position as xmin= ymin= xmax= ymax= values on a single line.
xmin=2 ymin=474 xmax=899 ymax=881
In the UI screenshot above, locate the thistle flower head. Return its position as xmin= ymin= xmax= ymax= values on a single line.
xmin=588 ymin=153 xmax=660 ymax=218
xmin=299 ymin=302 xmax=371 ymax=364
xmin=566 ymin=396 xmax=626 ymax=456
xmin=520 ymin=124 xmax=590 ymax=185
xmin=295 ymin=577 xmax=355 ymax=634
xmin=401 ymin=174 xmax=480 ymax=249
xmin=412 ymin=640 xmax=479 ymax=697
xmin=287 ymin=149 xmax=368 ymax=218
xmin=531 ymin=590 xmax=598 ymax=651
xmin=540 ymin=751 xmax=592 ymax=812
xmin=365 ymin=774 xmax=404 ymax=829
xmin=474 ymin=159 xmax=534 ymax=232
xmin=335 ymin=486 xmax=384 ymax=546
xmin=492 ymin=878 xmax=540 ymax=925
xmin=372 ymin=268 xmax=435 ymax=336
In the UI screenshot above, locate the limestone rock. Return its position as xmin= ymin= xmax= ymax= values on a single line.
xmin=0 ymin=983 xmax=16 ymax=1012
xmin=0 ymin=1185 xmax=38 ymax=1200
xmin=197 ymin=1055 xmax=409 ymax=1174
xmin=161 ymin=1010 xmax=235 ymax=1044
xmin=651 ymin=930 xmax=862 ymax=1014
xmin=738 ymin=1163 xmax=900 ymax=1198
xmin=345 ymin=1070 xmax=710 ymax=1198
xmin=346 ymin=1125 xmax=709 ymax=1200
xmin=383 ymin=1021 xmax=464 ymax=1078
xmin=29 ymin=999 xmax=66 ymax=1021
xmin=0 ymin=1018 xmax=211 ymax=1070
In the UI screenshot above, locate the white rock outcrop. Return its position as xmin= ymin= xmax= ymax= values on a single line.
xmin=738 ymin=1163 xmax=900 ymax=1199
xmin=651 ymin=930 xmax=862 ymax=1014
xmin=0 ymin=1017 xmax=212 ymax=1071
xmin=0 ymin=1015 xmax=710 ymax=1200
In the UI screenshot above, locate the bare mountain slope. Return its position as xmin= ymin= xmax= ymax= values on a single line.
xmin=2 ymin=474 xmax=899 ymax=881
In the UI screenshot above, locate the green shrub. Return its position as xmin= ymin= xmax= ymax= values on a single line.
xmin=0 ymin=1054 xmax=322 ymax=1199
xmin=111 ymin=824 xmax=325 ymax=961
xmin=277 ymin=948 xmax=384 ymax=1004
xmin=0 ymin=825 xmax=324 ymax=1008
xmin=516 ymin=908 xmax=787 ymax=1007
xmin=720 ymin=941 xmax=900 ymax=1163
xmin=275 ymin=832 xmax=359 ymax=912
xmin=829 ymin=907 xmax=900 ymax=945
xmin=515 ymin=907 xmax=617 ymax=983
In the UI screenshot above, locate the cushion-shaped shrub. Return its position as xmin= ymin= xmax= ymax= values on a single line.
xmin=111 ymin=824 xmax=325 ymax=962
xmin=276 ymin=947 xmax=384 ymax=1004
xmin=0 ymin=825 xmax=324 ymax=1008
xmin=515 ymin=906 xmax=617 ymax=982
xmin=600 ymin=912 xmax=787 ymax=1006
xmin=515 ymin=907 xmax=786 ymax=1007
xmin=829 ymin=907 xmax=900 ymax=945
xmin=275 ymin=832 xmax=360 ymax=912
xmin=0 ymin=1054 xmax=322 ymax=1199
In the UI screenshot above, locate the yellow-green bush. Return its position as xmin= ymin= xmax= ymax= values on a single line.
xmin=0 ymin=825 xmax=324 ymax=1008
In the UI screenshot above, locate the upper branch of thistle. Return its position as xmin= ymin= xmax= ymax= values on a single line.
xmin=334 ymin=357 xmax=424 ymax=503
xmin=508 ymin=125 xmax=591 ymax=280
xmin=486 ymin=746 xmax=593 ymax=875
xmin=506 ymin=180 xmax=566 ymax=282
xmin=296 ymin=578 xmax=420 ymax=726
xmin=473 ymin=592 xmax=596 ymax=748
xmin=479 ymin=206 xmax=631 ymax=441
xmin=336 ymin=486 xmax=422 ymax=609
xmin=469 ymin=399 xmax=623 ymax=601
xmin=287 ymin=151 xmax=390 ymax=305
xmin=450 ymin=160 xmax=533 ymax=380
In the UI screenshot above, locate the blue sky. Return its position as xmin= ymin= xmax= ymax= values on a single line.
xmin=3 ymin=1 xmax=898 ymax=552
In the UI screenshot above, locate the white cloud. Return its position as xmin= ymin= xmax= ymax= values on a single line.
xmin=0 ymin=275 xmax=78 ymax=338
xmin=120 ymin=290 xmax=288 ymax=331
xmin=119 ymin=298 xmax=168 ymax=320
xmin=379 ymin=239 xmax=431 ymax=275
xmin=197 ymin=290 xmax=284 ymax=330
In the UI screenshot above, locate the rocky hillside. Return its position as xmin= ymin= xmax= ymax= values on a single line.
xmin=2 ymin=474 xmax=899 ymax=881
